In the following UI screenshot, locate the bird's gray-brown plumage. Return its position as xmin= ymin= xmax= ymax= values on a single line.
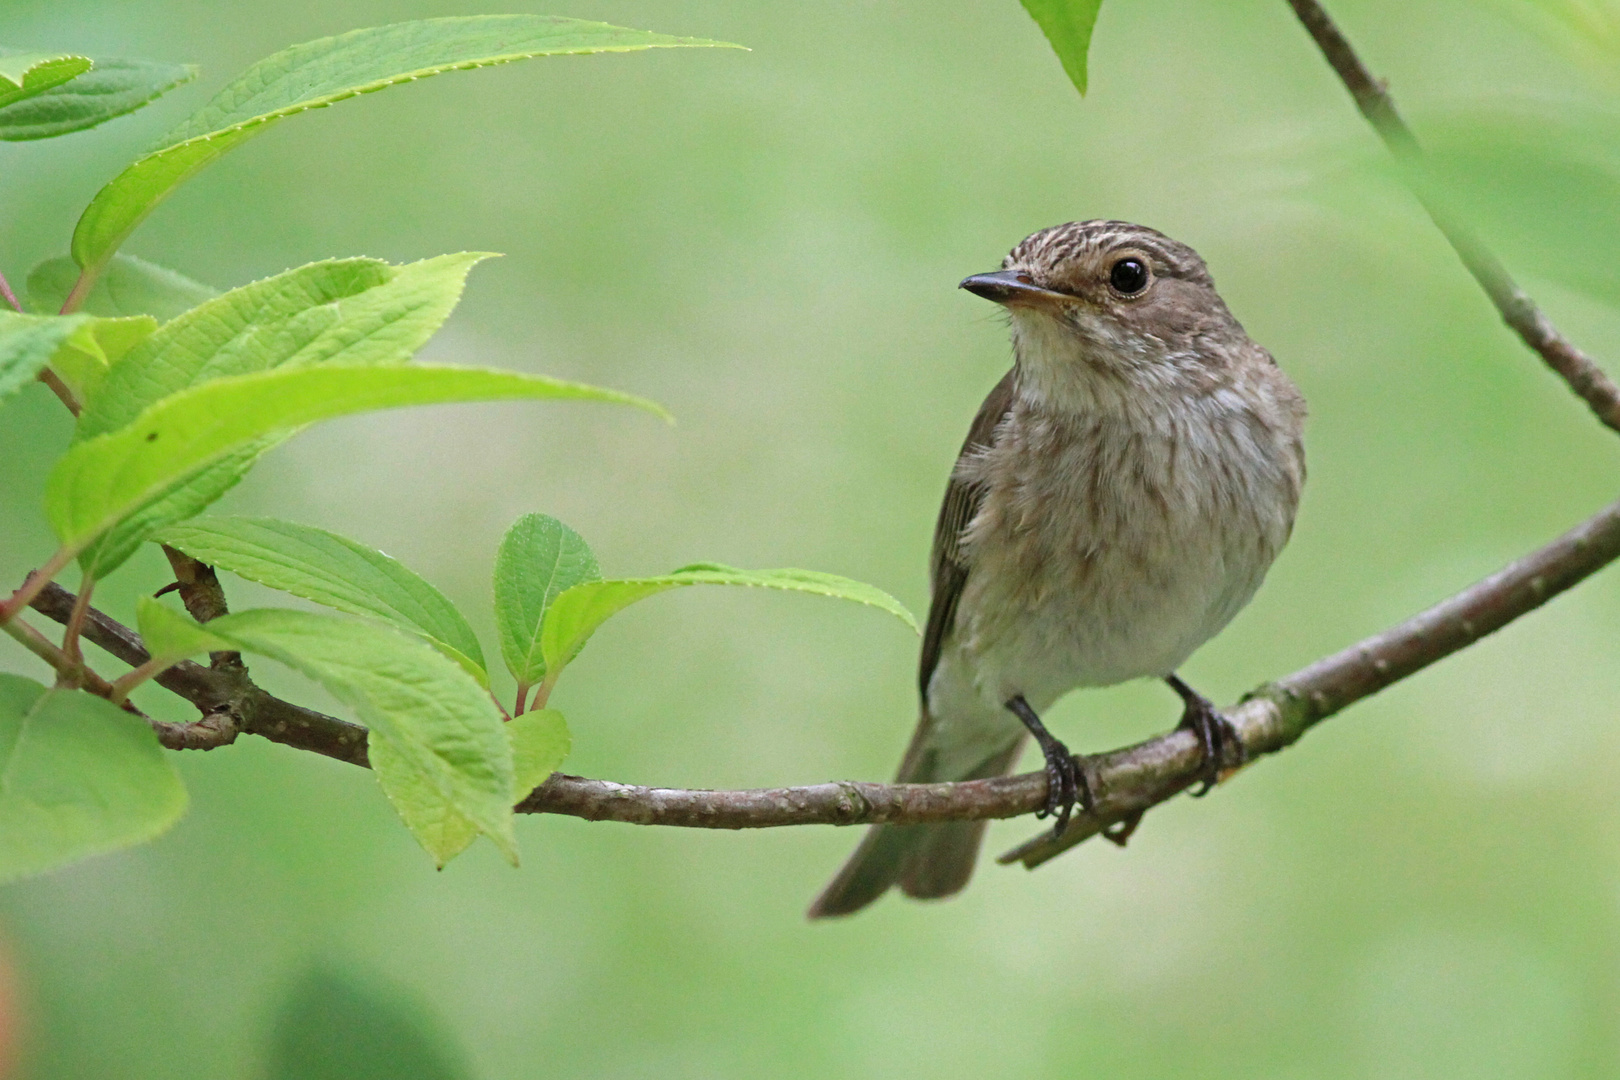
xmin=809 ymin=221 xmax=1306 ymax=918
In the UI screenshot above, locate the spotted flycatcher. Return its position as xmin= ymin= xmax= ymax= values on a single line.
xmin=809 ymin=221 xmax=1307 ymax=917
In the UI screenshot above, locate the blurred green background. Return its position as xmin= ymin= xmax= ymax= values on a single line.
xmin=4 ymin=0 xmax=1620 ymax=1075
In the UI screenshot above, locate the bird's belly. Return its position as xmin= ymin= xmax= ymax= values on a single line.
xmin=949 ymin=504 xmax=1275 ymax=712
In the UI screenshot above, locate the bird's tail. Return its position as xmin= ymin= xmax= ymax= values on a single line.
xmin=806 ymin=715 xmax=1024 ymax=919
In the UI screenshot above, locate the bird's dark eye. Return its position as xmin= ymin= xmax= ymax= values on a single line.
xmin=1109 ymin=257 xmax=1149 ymax=295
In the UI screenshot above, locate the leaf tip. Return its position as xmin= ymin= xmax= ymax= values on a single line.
xmin=627 ymin=394 xmax=675 ymax=424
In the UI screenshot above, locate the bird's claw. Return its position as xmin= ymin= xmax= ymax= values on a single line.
xmin=1033 ymin=738 xmax=1092 ymax=835
xmin=1006 ymin=694 xmax=1093 ymax=836
xmin=1101 ymin=811 xmax=1143 ymax=847
xmin=1177 ymin=693 xmax=1244 ymax=796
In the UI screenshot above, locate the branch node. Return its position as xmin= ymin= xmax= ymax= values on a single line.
xmin=831 ymin=781 xmax=872 ymax=824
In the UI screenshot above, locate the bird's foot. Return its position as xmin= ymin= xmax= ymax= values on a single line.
xmin=1101 ymin=811 xmax=1143 ymax=847
xmin=1166 ymin=675 xmax=1244 ymax=796
xmin=1005 ymin=695 xmax=1092 ymax=834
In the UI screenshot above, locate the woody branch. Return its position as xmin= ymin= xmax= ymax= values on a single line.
xmin=12 ymin=0 xmax=1620 ymax=869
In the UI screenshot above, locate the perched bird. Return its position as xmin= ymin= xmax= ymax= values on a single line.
xmin=808 ymin=221 xmax=1306 ymax=918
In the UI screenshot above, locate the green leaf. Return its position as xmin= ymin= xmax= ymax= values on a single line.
xmin=67 ymin=253 xmax=491 ymax=577
xmin=493 ymin=514 xmax=600 ymax=687
xmin=0 ymin=50 xmax=91 ymax=110
xmin=371 ymin=707 xmax=568 ymax=868
xmin=265 ymin=965 xmax=473 ymax=1080
xmin=365 ymin=735 xmax=480 ymax=867
xmin=509 ymin=707 xmax=570 ymax=796
xmin=156 ymin=516 xmax=486 ymax=683
xmin=28 ymin=253 xmax=217 ymax=321
xmin=47 ymin=363 xmax=665 ymax=568
xmin=1019 ymin=0 xmax=1105 ymax=95
xmin=0 ymin=313 xmax=72 ymax=407
xmin=538 ymin=564 xmax=919 ymax=688
xmin=0 ymin=309 xmax=157 ymax=409
xmin=75 ymin=445 xmax=270 ymax=580
xmin=0 ymin=674 xmax=188 ymax=884
xmin=133 ymin=595 xmax=229 ymax=666
xmin=77 ymin=254 xmax=485 ymax=440
xmin=0 ymin=56 xmax=196 ymax=141
xmin=70 ymin=16 xmax=742 ymax=276
xmin=50 ymin=314 xmax=159 ymax=401
xmin=197 ymin=608 xmax=516 ymax=864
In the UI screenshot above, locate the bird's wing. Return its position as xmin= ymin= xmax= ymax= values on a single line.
xmin=916 ymin=368 xmax=1015 ymax=700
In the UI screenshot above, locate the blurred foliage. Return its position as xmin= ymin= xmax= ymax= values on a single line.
xmin=261 ymin=963 xmax=471 ymax=1080
xmin=1495 ymin=0 xmax=1620 ymax=88
xmin=1419 ymin=107 xmax=1620 ymax=306
xmin=1 ymin=0 xmax=1619 ymax=1078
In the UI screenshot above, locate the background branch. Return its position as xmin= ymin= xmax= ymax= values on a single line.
xmin=1285 ymin=0 xmax=1620 ymax=435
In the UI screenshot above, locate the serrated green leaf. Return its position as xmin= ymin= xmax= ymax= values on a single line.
xmin=196 ymin=608 xmax=515 ymax=864
xmin=28 ymin=253 xmax=217 ymax=321
xmin=1019 ymin=0 xmax=1105 ymax=96
xmin=157 ymin=516 xmax=486 ymax=683
xmin=46 ymin=364 xmax=665 ymax=567
xmin=78 ymin=254 xmax=486 ymax=440
xmin=537 ymin=564 xmax=918 ymax=690
xmin=76 ymin=445 xmax=269 ymax=580
xmin=0 ymin=312 xmax=74 ymax=406
xmin=0 ymin=56 xmax=196 ymax=141
xmin=365 ymin=734 xmax=481 ymax=867
xmin=0 ymin=50 xmax=91 ymax=110
xmin=509 ymin=707 xmax=569 ymax=795
xmin=493 ymin=514 xmax=600 ymax=687
xmin=0 ymin=674 xmax=188 ymax=884
xmin=373 ymin=706 xmax=568 ymax=867
xmin=0 ymin=309 xmax=157 ymax=409
xmin=133 ymin=595 xmax=229 ymax=666
xmin=65 ymin=253 xmax=490 ymax=577
xmin=51 ymin=313 xmax=159 ymax=401
xmin=70 ymin=16 xmax=742 ymax=277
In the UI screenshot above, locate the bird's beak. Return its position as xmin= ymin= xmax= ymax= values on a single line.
xmin=959 ymin=270 xmax=1068 ymax=307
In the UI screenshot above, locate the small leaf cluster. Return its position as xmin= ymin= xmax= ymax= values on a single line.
xmin=0 ymin=16 xmax=916 ymax=880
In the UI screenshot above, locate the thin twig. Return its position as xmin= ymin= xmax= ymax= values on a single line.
xmin=58 ymin=268 xmax=94 ymax=317
xmin=2 ymin=614 xmax=118 ymax=699
xmin=109 ymin=656 xmax=172 ymax=706
xmin=0 ymin=546 xmax=75 ymax=624
xmin=61 ymin=578 xmax=94 ymax=669
xmin=159 ymin=544 xmax=243 ymax=673
xmin=0 ymin=269 xmax=22 ymax=313
xmin=36 ymin=369 xmax=81 ymax=415
xmin=1285 ymin=0 xmax=1620 ymax=435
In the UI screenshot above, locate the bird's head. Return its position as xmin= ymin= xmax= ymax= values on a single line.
xmin=961 ymin=221 xmax=1250 ymax=408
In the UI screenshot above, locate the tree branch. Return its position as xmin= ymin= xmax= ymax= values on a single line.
xmin=30 ymin=582 xmax=368 ymax=762
xmin=1285 ymin=0 xmax=1620 ymax=435
xmin=8 ymin=0 xmax=1617 ymax=875
xmin=26 ymin=496 xmax=1620 ymax=851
